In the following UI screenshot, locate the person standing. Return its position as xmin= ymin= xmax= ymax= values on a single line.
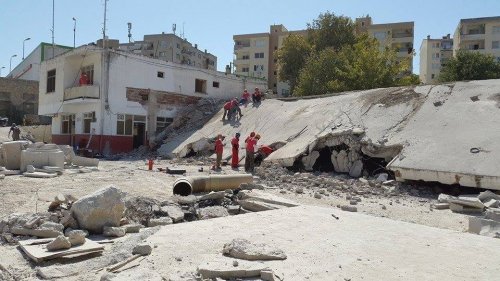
xmin=212 ymin=134 xmax=224 ymax=170
xmin=245 ymin=134 xmax=260 ymax=173
xmin=252 ymin=87 xmax=262 ymax=104
xmin=240 ymin=89 xmax=250 ymax=107
xmin=231 ymin=98 xmax=243 ymax=119
xmin=8 ymin=123 xmax=21 ymax=141
xmin=231 ymin=133 xmax=240 ymax=169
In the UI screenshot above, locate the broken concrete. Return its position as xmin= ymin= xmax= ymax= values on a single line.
xmin=160 ymin=205 xmax=184 ymax=222
xmin=67 ymin=230 xmax=86 ymax=246
xmin=132 ymin=243 xmax=152 ymax=256
xmin=103 ymin=226 xmax=126 ymax=237
xmin=197 ymin=258 xmax=269 ymax=279
xmin=148 ymin=217 xmax=173 ymax=227
xmin=468 ymin=217 xmax=500 ymax=238
xmin=46 ymin=235 xmax=72 ymax=251
xmin=222 ymin=238 xmax=287 ymax=261
xmin=197 ymin=206 xmax=229 ymax=220
xmin=71 ymin=185 xmax=125 ymax=233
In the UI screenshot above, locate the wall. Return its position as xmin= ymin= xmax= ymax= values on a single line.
xmin=0 ymin=78 xmax=38 ymax=124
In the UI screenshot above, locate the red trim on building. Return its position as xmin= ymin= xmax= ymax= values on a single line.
xmin=52 ymin=134 xmax=134 ymax=154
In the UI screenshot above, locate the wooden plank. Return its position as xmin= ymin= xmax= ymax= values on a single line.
xmin=18 ymin=238 xmax=104 ymax=263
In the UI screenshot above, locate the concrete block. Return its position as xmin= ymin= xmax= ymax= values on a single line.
xmin=438 ymin=193 xmax=456 ymax=203
xmin=20 ymin=147 xmax=64 ymax=172
xmin=72 ymin=155 xmax=99 ymax=167
xmin=484 ymin=199 xmax=500 ymax=209
xmin=449 ymin=203 xmax=484 ymax=214
xmin=449 ymin=196 xmax=485 ymax=209
xmin=478 ymin=190 xmax=500 ymax=203
xmin=484 ymin=208 xmax=500 ymax=222
xmin=431 ymin=203 xmax=450 ymax=210
xmin=2 ymin=141 xmax=29 ymax=170
xmin=468 ymin=217 xmax=500 ymax=238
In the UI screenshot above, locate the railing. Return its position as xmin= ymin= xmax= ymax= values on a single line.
xmin=234 ymin=44 xmax=251 ymax=51
xmin=64 ymin=85 xmax=100 ymax=101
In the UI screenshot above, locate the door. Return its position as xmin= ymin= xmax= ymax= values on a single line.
xmin=133 ymin=122 xmax=146 ymax=148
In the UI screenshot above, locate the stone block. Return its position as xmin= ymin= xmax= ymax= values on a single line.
xmin=449 ymin=203 xmax=483 ymax=214
xmin=468 ymin=217 xmax=500 ymax=238
xmin=148 ymin=217 xmax=173 ymax=227
xmin=103 ymin=226 xmax=126 ymax=237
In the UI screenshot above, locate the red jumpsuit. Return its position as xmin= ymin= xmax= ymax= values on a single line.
xmin=231 ymin=137 xmax=239 ymax=168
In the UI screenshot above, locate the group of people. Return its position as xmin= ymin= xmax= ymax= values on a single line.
xmin=212 ymin=131 xmax=273 ymax=173
xmin=221 ymin=87 xmax=264 ymax=121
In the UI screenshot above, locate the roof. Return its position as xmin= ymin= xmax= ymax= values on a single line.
xmin=460 ymin=16 xmax=500 ymax=24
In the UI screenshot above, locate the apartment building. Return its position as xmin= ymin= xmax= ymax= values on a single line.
xmin=119 ymin=33 xmax=217 ymax=71
xmin=233 ymin=25 xmax=306 ymax=95
xmin=419 ymin=35 xmax=453 ymax=84
xmin=453 ymin=16 xmax=500 ymax=60
xmin=355 ymin=16 xmax=415 ymax=71
xmin=234 ymin=18 xmax=413 ymax=96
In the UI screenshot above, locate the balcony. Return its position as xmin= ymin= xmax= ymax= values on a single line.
xmin=64 ymin=85 xmax=100 ymax=102
xmin=234 ymin=43 xmax=251 ymax=52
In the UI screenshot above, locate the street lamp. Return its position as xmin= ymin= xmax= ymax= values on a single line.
xmin=0 ymin=66 xmax=5 ymax=77
xmin=22 ymin=37 xmax=31 ymax=60
xmin=73 ymin=17 xmax=76 ymax=48
xmin=9 ymin=55 xmax=17 ymax=73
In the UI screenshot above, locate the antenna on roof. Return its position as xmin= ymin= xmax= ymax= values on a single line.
xmin=172 ymin=23 xmax=177 ymax=35
xmin=181 ymin=22 xmax=185 ymax=39
xmin=127 ymin=22 xmax=133 ymax=43
xmin=102 ymin=0 xmax=109 ymax=48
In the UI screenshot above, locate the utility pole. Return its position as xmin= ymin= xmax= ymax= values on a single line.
xmin=73 ymin=17 xmax=76 ymax=48
xmin=102 ymin=0 xmax=108 ymax=49
xmin=51 ymin=0 xmax=55 ymax=59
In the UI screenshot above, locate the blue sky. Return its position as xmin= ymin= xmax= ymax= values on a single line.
xmin=1 ymin=0 xmax=500 ymax=76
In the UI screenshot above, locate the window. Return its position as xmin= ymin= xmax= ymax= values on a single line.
xmin=159 ymin=51 xmax=166 ymax=57
xmin=253 ymin=65 xmax=264 ymax=71
xmin=61 ymin=114 xmax=75 ymax=134
xmin=156 ymin=117 xmax=173 ymax=132
xmin=433 ymin=53 xmax=440 ymax=59
xmin=431 ymin=74 xmax=435 ymax=79
xmin=176 ymin=43 xmax=180 ymax=49
xmin=373 ymin=31 xmax=387 ymax=41
xmin=492 ymin=41 xmax=499 ymax=49
xmin=255 ymin=40 xmax=265 ymax=47
xmin=80 ymin=65 xmax=94 ymax=85
xmin=242 ymin=55 xmax=249 ymax=60
xmin=212 ymin=81 xmax=220 ymax=88
xmin=157 ymin=71 xmax=164 ymax=78
xmin=47 ymin=69 xmax=56 ymax=93
xmin=195 ymin=79 xmax=207 ymax=93
xmin=492 ymin=26 xmax=500 ymax=34
xmin=254 ymin=52 xmax=264 ymax=59
xmin=274 ymin=71 xmax=277 ymax=75
xmin=117 ymin=114 xmax=133 ymax=135
xmin=176 ymin=53 xmax=180 ymax=60
xmin=242 ymin=67 xmax=249 ymax=72
xmin=83 ymin=112 xmax=94 ymax=134
xmin=160 ymin=41 xmax=168 ymax=48
xmin=274 ymin=46 xmax=278 ymax=50
xmin=273 ymin=83 xmax=277 ymax=87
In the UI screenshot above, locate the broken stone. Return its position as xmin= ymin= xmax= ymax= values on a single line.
xmin=227 ymin=205 xmax=242 ymax=215
xmin=301 ymin=151 xmax=320 ymax=171
xmin=261 ymin=270 xmax=276 ymax=281
xmin=173 ymin=195 xmax=197 ymax=205
xmin=485 ymin=208 xmax=500 ymax=222
xmin=349 ymin=200 xmax=358 ymax=205
xmin=295 ymin=187 xmax=304 ymax=194
xmin=103 ymin=226 xmax=126 ymax=237
xmin=468 ymin=217 xmax=500 ymax=238
xmin=197 ymin=259 xmax=269 ymax=279
xmin=67 ymin=230 xmax=86 ymax=246
xmin=348 ymin=160 xmax=363 ymax=178
xmin=160 ymin=205 xmax=185 ymax=222
xmin=46 ymin=235 xmax=72 ymax=251
xmin=71 ymin=185 xmax=125 ymax=234
xmin=239 ymin=183 xmax=265 ymax=190
xmin=340 ymin=205 xmax=357 ymax=212
xmin=223 ymin=238 xmax=286 ymax=261
xmin=123 ymin=224 xmax=144 ymax=233
xmin=478 ymin=190 xmax=500 ymax=203
xmin=335 ymin=150 xmax=349 ymax=173
xmin=484 ymin=199 xmax=500 ymax=209
xmin=37 ymin=267 xmax=79 ymax=279
xmin=449 ymin=196 xmax=485 ymax=209
xmin=438 ymin=193 xmax=456 ymax=203
xmin=11 ymin=227 xmax=62 ymax=238
xmin=60 ymin=211 xmax=79 ymax=229
xmin=39 ymin=222 xmax=64 ymax=233
xmin=64 ymin=228 xmax=89 ymax=237
xmin=314 ymin=193 xmax=322 ymax=199
xmin=132 ymin=243 xmax=152 ymax=256
xmin=431 ymin=203 xmax=450 ymax=210
xmin=197 ymin=206 xmax=229 ymax=220
xmin=375 ymin=173 xmax=389 ymax=182
xmin=148 ymin=217 xmax=173 ymax=227
xmin=199 ymin=191 xmax=226 ymax=201
xmin=449 ymin=203 xmax=484 ymax=214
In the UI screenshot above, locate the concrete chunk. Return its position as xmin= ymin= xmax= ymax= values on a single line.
xmin=468 ymin=217 xmax=500 ymax=238
xmin=103 ymin=226 xmax=126 ymax=237
xmin=197 ymin=206 xmax=229 ymax=220
xmin=449 ymin=196 xmax=485 ymax=209
xmin=431 ymin=203 xmax=450 ymax=210
xmin=438 ymin=193 xmax=456 ymax=203
xmin=148 ymin=217 xmax=173 ymax=227
xmin=478 ymin=190 xmax=500 ymax=203
xmin=449 ymin=203 xmax=484 ymax=214
xmin=161 ymin=205 xmax=185 ymax=222
xmin=223 ymin=238 xmax=286 ymax=261
xmin=46 ymin=235 xmax=72 ymax=251
xmin=197 ymin=258 xmax=269 ymax=279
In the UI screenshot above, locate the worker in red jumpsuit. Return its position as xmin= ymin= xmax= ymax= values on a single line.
xmin=231 ymin=133 xmax=241 ymax=169
xmin=240 ymin=89 xmax=250 ymax=107
xmin=222 ymin=100 xmax=233 ymax=121
xmin=79 ymin=73 xmax=89 ymax=86
xmin=212 ymin=134 xmax=224 ymax=170
xmin=245 ymin=134 xmax=260 ymax=173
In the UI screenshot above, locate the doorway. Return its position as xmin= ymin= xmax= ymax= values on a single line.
xmin=133 ymin=122 xmax=146 ymax=148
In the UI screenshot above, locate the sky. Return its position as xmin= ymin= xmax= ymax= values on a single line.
xmin=1 ymin=0 xmax=500 ymax=77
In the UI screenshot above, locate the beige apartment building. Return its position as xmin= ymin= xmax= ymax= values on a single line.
xmin=119 ymin=33 xmax=217 ymax=71
xmin=419 ymin=16 xmax=500 ymax=84
xmin=234 ymin=17 xmax=413 ymax=95
xmin=419 ymin=35 xmax=453 ymax=84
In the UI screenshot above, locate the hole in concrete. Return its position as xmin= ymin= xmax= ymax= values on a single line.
xmin=184 ymin=149 xmax=196 ymax=158
xmin=312 ymin=146 xmax=334 ymax=172
xmin=361 ymin=154 xmax=393 ymax=178
xmin=173 ymin=182 xmax=192 ymax=196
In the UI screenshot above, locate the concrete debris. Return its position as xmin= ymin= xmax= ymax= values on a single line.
xmin=160 ymin=205 xmax=185 ymax=222
xmin=67 ymin=230 xmax=86 ymax=246
xmin=103 ymin=226 xmax=126 ymax=237
xmin=46 ymin=235 xmax=72 ymax=251
xmin=148 ymin=217 xmax=173 ymax=227
xmin=438 ymin=193 xmax=456 ymax=203
xmin=197 ymin=258 xmax=269 ymax=279
xmin=71 ymin=185 xmax=125 ymax=234
xmin=478 ymin=190 xmax=500 ymax=203
xmin=123 ymin=224 xmax=144 ymax=233
xmin=485 ymin=209 xmax=500 ymax=222
xmin=348 ymin=160 xmax=363 ymax=178
xmin=484 ymin=199 xmax=500 ymax=209
xmin=239 ymin=182 xmax=265 ymax=190
xmin=375 ymin=173 xmax=389 ymax=182
xmin=340 ymin=205 xmax=358 ymax=212
xmin=37 ymin=267 xmax=80 ymax=279
xmin=261 ymin=270 xmax=277 ymax=281
xmin=302 ymin=150 xmax=320 ymax=171
xmin=197 ymin=206 xmax=229 ymax=220
xmin=449 ymin=203 xmax=484 ymax=214
xmin=132 ymin=243 xmax=152 ymax=256
xmin=222 ymin=238 xmax=287 ymax=261
xmin=198 ymin=191 xmax=226 ymax=201
xmin=468 ymin=217 xmax=500 ymax=238
xmin=449 ymin=195 xmax=485 ymax=209
xmin=431 ymin=203 xmax=450 ymax=210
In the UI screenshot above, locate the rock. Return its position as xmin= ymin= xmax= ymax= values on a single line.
xmin=199 ymin=191 xmax=226 ymax=201
xmin=173 ymin=195 xmax=197 ymax=205
xmin=340 ymin=205 xmax=357 ymax=212
xmin=239 ymin=183 xmax=265 ymax=190
xmin=64 ymin=228 xmax=89 ymax=237
xmin=26 ymin=165 xmax=35 ymax=173
xmin=295 ymin=187 xmax=304 ymax=194
xmin=233 ymin=260 xmax=239 ymax=267
xmin=197 ymin=258 xmax=269 ymax=279
xmin=11 ymin=227 xmax=62 ymax=238
xmin=438 ymin=193 xmax=456 ymax=203
xmin=71 ymin=185 xmax=125 ymax=233
xmin=67 ymin=230 xmax=86 ymax=246
xmin=358 ymin=178 xmax=369 ymax=185
xmin=60 ymin=211 xmax=79 ymax=229
xmin=227 ymin=205 xmax=242 ymax=215
xmin=335 ymin=150 xmax=349 ymax=173
xmin=123 ymin=224 xmax=144 ymax=233
xmin=349 ymin=200 xmax=358 ymax=205
xmin=348 ymin=160 xmax=363 ymax=178
xmin=148 ymin=217 xmax=173 ymax=227
xmin=39 ymin=222 xmax=64 ymax=233
xmin=160 ymin=205 xmax=185 ymax=222
xmin=449 ymin=196 xmax=485 ymax=209
xmin=468 ymin=217 xmax=500 ymax=238
xmin=132 ymin=243 xmax=152 ymax=256
xmin=301 ymin=151 xmax=320 ymax=171
xmin=103 ymin=226 xmax=126 ymax=237
xmin=484 ymin=199 xmax=500 ymax=209
xmin=375 ymin=173 xmax=389 ymax=182
xmin=261 ymin=270 xmax=276 ymax=281
xmin=478 ymin=190 xmax=500 ymax=203
xmin=197 ymin=206 xmax=229 ymax=220
xmin=431 ymin=203 xmax=450 ymax=210
xmin=326 ymin=186 xmax=334 ymax=192
xmin=485 ymin=208 xmax=500 ymax=222
xmin=449 ymin=203 xmax=483 ymax=214
xmin=223 ymin=238 xmax=286 ymax=261
xmin=37 ymin=267 xmax=79 ymax=279
xmin=46 ymin=235 xmax=72 ymax=251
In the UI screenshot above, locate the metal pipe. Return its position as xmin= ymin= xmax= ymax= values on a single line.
xmin=173 ymin=174 xmax=253 ymax=196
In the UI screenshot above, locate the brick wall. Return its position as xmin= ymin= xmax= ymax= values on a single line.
xmin=0 ymin=77 xmax=39 ymax=124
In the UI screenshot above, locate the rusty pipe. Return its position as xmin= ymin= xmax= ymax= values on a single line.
xmin=173 ymin=174 xmax=253 ymax=196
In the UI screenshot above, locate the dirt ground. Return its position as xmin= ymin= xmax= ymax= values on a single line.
xmin=0 ymin=158 xmax=476 ymax=280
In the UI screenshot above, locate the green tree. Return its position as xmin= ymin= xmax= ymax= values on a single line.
xmin=276 ymin=34 xmax=312 ymax=93
xmin=439 ymin=50 xmax=500 ymax=82
xmin=307 ymin=11 xmax=357 ymax=51
xmin=295 ymin=35 xmax=418 ymax=96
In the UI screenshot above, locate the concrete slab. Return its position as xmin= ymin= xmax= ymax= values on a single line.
xmin=171 ymin=80 xmax=500 ymax=190
xmin=143 ymin=206 xmax=500 ymax=280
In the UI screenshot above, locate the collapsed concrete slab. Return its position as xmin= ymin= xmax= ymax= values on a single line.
xmin=171 ymin=80 xmax=500 ymax=190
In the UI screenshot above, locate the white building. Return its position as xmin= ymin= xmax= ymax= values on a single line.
xmin=38 ymin=46 xmax=266 ymax=155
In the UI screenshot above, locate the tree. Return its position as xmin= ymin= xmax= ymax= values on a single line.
xmin=276 ymin=35 xmax=312 ymax=93
xmin=439 ymin=50 xmax=500 ymax=82
xmin=307 ymin=11 xmax=357 ymax=51
xmin=294 ymin=35 xmax=418 ymax=96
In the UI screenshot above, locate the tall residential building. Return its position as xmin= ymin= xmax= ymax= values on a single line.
xmin=419 ymin=16 xmax=500 ymax=84
xmin=119 ymin=33 xmax=217 ymax=71
xmin=453 ymin=16 xmax=500 ymax=60
xmin=233 ymin=17 xmax=414 ymax=96
xmin=355 ymin=16 xmax=415 ymax=71
xmin=419 ymin=35 xmax=453 ymax=84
